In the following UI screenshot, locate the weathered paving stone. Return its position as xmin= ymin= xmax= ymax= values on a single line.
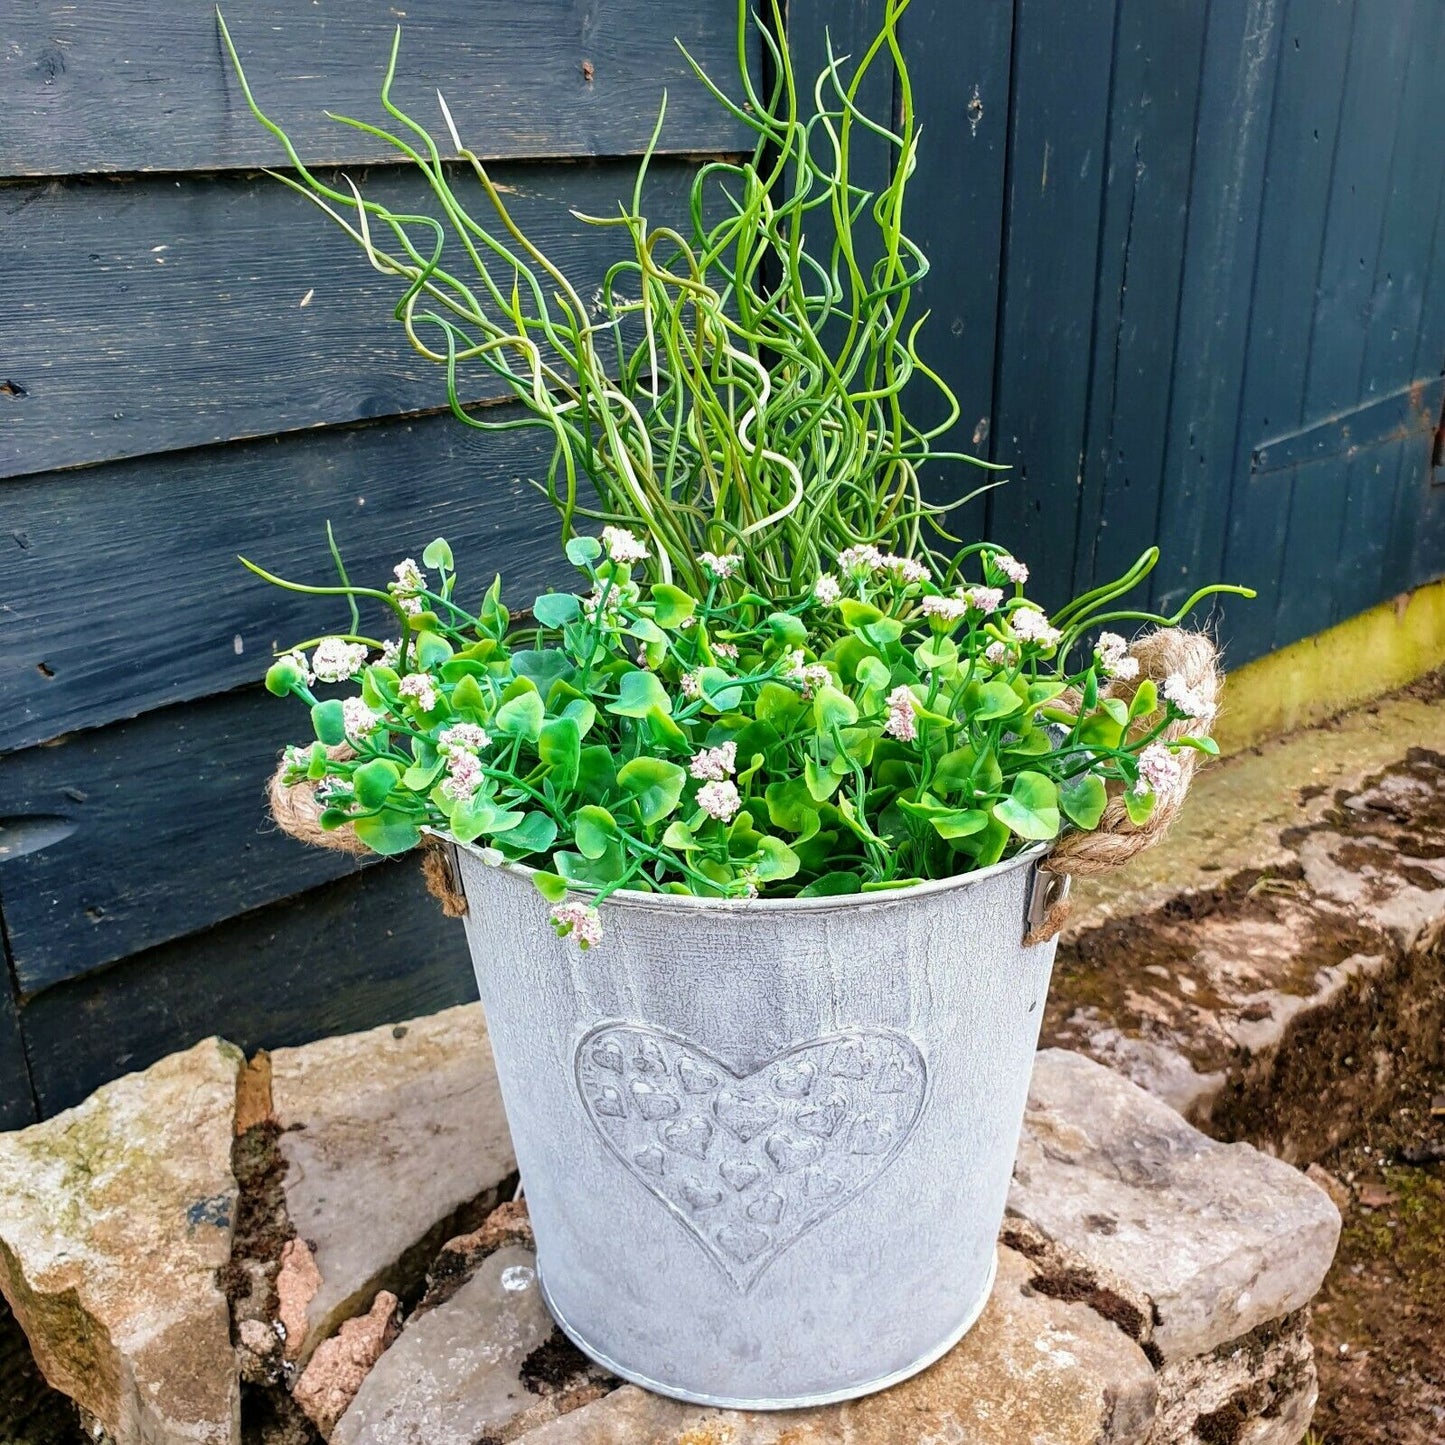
xmin=0 ymin=1039 xmax=243 ymax=1445
xmin=332 ymin=1246 xmax=555 ymax=1445
xmin=507 ymin=1246 xmax=1157 ymax=1444
xmin=268 ymin=1003 xmax=517 ymax=1362
xmin=1009 ymin=1050 xmax=1340 ymax=1365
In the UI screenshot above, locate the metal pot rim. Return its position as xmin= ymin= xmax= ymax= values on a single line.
xmin=435 ymin=830 xmax=1050 ymax=916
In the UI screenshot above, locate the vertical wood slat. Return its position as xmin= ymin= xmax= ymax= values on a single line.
xmin=987 ymin=0 xmax=1118 ymax=614
xmin=1071 ymin=0 xmax=1211 ymax=596
xmin=1272 ymin=0 xmax=1412 ymax=648
xmin=1336 ymin=0 xmax=1445 ymax=624
xmin=1221 ymin=0 xmax=1355 ymax=661
xmin=896 ymin=0 xmax=1015 ymax=517
xmin=1148 ymin=0 xmax=1285 ymax=625
xmin=0 ymin=952 xmax=36 ymax=1130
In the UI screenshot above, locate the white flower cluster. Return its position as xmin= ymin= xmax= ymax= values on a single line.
xmin=602 ymin=526 xmax=649 ymax=564
xmin=696 ymin=779 xmax=743 ymax=822
xmin=920 ymin=595 xmax=970 ymax=624
xmin=551 ymin=900 xmax=603 ymax=949
xmin=993 ymin=553 xmax=1029 ymax=585
xmin=712 ymin=641 xmax=739 ymax=660
xmin=1163 ymin=673 xmax=1214 ymax=722
xmin=884 ymin=685 xmax=918 ymax=741
xmin=699 ymin=551 xmax=742 ymax=579
xmin=342 ymin=697 xmax=383 ymax=741
xmin=782 ymin=650 xmax=831 ymax=697
xmin=398 ymin=673 xmax=438 ymax=712
xmin=1009 ymin=606 xmax=1061 ymax=649
xmin=835 ymin=545 xmax=927 ymax=584
xmin=390 ymin=558 xmax=427 ymax=616
xmin=1094 ymin=632 xmax=1140 ymax=682
xmin=1134 ymin=742 xmax=1182 ymax=796
xmin=813 ymin=574 xmax=842 ymax=606
xmin=278 ymin=650 xmax=313 ymax=685
xmin=689 ymin=742 xmax=737 ymax=781
xmin=963 ymin=585 xmax=1003 ymax=615
xmin=311 ymin=637 xmax=369 ymax=684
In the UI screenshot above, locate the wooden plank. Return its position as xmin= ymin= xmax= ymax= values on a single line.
xmin=0 ymin=686 xmax=372 ymax=993
xmin=1348 ymin=0 xmax=1445 ymax=622
xmin=1072 ymin=0 xmax=1210 ymax=596
xmin=0 ymin=0 xmax=753 ymax=177
xmin=0 ymin=948 xmax=37 ymax=1130
xmin=897 ymin=0 xmax=1015 ymax=517
xmin=2 ymin=408 xmax=565 ymax=753
xmin=1 ymin=158 xmax=700 ymax=480
xmin=1146 ymin=0 xmax=1284 ymax=637
xmin=1220 ymin=0 xmax=1354 ymax=661
xmin=1272 ymin=0 xmax=1411 ymax=649
xmin=17 ymin=858 xmax=477 ymax=1117
xmin=987 ymin=0 xmax=1117 ymax=614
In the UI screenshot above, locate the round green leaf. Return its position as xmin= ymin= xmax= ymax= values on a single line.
xmin=565 ymin=535 xmax=603 ymax=567
xmin=574 ymin=805 xmax=619 ymax=859
xmin=606 ymin=669 xmax=673 ymax=718
xmin=649 ymin=583 xmax=697 ymax=629
xmin=1059 ymin=773 xmax=1108 ymax=829
xmin=991 ymin=770 xmax=1061 ymax=841
xmin=616 ymin=757 xmax=686 ymax=825
xmin=421 ymin=537 xmax=454 ymax=571
xmin=351 ymin=810 xmax=420 ymax=856
xmin=310 ymin=699 xmax=347 ymax=746
xmin=494 ymin=690 xmax=545 ymax=742
xmin=533 ymin=592 xmax=582 ymax=628
xmin=353 ymin=758 xmax=401 ymax=809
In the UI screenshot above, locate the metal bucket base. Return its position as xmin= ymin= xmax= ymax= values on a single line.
xmin=535 ymin=1249 xmax=1000 ymax=1412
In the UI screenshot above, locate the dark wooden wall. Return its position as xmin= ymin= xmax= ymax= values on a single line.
xmin=3 ymin=0 xmax=1443 ymax=1118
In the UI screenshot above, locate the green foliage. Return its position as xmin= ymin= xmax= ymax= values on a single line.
xmin=260 ymin=534 xmax=1231 ymax=938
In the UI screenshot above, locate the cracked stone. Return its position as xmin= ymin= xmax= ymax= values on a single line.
xmin=0 ymin=1039 xmax=242 ymax=1445
xmin=269 ymin=1003 xmax=516 ymax=1362
xmin=1010 ymin=1050 xmax=1340 ymax=1363
xmin=293 ymin=1291 xmax=400 ymax=1438
xmin=332 ymin=1246 xmax=554 ymax=1445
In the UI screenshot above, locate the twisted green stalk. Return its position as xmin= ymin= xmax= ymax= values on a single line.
xmin=217 ymin=0 xmax=1001 ymax=601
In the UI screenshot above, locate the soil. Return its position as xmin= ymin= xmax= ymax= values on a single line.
xmin=1306 ymin=1058 xmax=1445 ymax=1445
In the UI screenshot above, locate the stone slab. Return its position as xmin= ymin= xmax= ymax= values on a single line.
xmin=509 ymin=1247 xmax=1156 ymax=1445
xmin=269 ymin=1002 xmax=516 ymax=1361
xmin=333 ymin=1245 xmax=554 ymax=1445
xmin=1010 ymin=1050 xmax=1340 ymax=1363
xmin=1066 ymin=684 xmax=1445 ymax=935
xmin=0 ymin=1038 xmax=242 ymax=1445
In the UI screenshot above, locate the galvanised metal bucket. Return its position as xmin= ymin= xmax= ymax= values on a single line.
xmin=449 ymin=840 xmax=1063 ymax=1409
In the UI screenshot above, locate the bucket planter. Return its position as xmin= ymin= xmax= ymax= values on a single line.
xmin=450 ymin=843 xmax=1058 ymax=1406
xmin=226 ymin=0 xmax=1247 ymax=1412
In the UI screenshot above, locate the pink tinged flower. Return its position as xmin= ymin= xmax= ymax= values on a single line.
xmin=1163 ymin=673 xmax=1215 ymax=722
xmin=551 ymin=900 xmax=603 ymax=949
xmin=1010 ymin=607 xmax=1061 ymax=649
xmin=439 ymin=723 xmax=491 ymax=754
xmin=880 ymin=554 xmax=929 ymax=585
xmin=689 ymin=741 xmax=738 ymax=781
xmin=393 ymin=558 xmax=426 ymax=592
xmin=697 ymin=779 xmax=743 ymax=822
xmin=963 ymin=586 xmax=1004 ymax=615
xmin=699 ymin=551 xmax=742 ymax=579
xmin=712 ymin=641 xmax=739 ymax=660
xmin=341 ymin=697 xmax=383 ymax=740
xmin=984 ymin=640 xmax=1011 ymax=667
xmin=995 ymin=553 xmax=1029 ymax=585
xmin=379 ymin=639 xmax=403 ymax=669
xmin=680 ymin=671 xmax=704 ymax=699
xmin=921 ymin=595 xmax=970 ymax=623
xmin=1134 ymin=742 xmax=1183 ymax=796
xmin=398 ymin=673 xmax=439 ymax=711
xmin=884 ymin=685 xmax=918 ymax=741
xmin=311 ymin=637 xmax=370 ymax=684
xmin=838 ymin=543 xmax=885 ymax=575
xmin=813 ymin=574 xmax=842 ymax=606
xmin=602 ymin=526 xmax=649 ymax=564
xmin=1095 ymin=631 xmax=1140 ymax=681
xmin=441 ymin=751 xmax=483 ymax=802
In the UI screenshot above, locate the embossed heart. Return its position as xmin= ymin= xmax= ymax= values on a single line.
xmin=575 ymin=1023 xmax=927 ymax=1291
